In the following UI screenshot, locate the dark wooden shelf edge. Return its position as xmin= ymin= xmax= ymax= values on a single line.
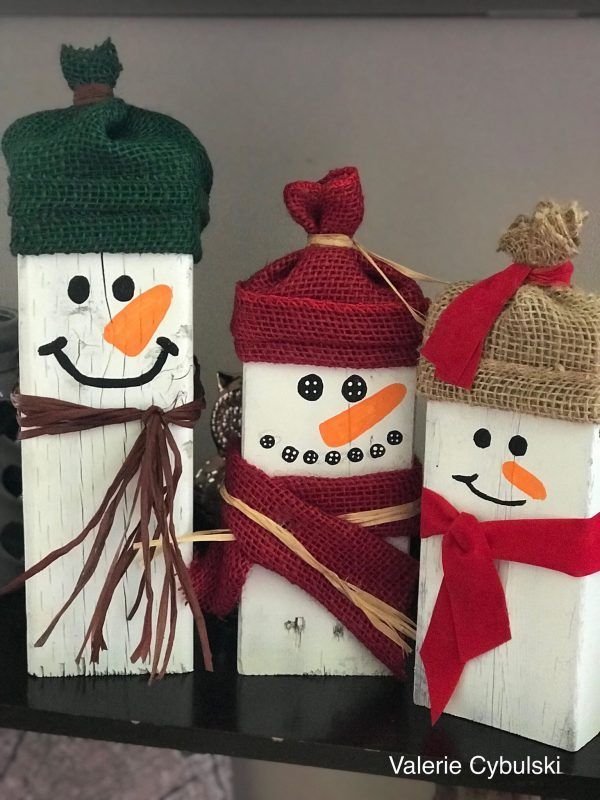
xmin=0 ymin=708 xmax=594 ymax=799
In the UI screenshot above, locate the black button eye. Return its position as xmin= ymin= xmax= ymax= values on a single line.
xmin=473 ymin=428 xmax=491 ymax=448
xmin=342 ymin=374 xmax=367 ymax=403
xmin=67 ymin=275 xmax=90 ymax=304
xmin=297 ymin=374 xmax=323 ymax=401
xmin=112 ymin=275 xmax=135 ymax=302
xmin=509 ymin=435 xmax=528 ymax=457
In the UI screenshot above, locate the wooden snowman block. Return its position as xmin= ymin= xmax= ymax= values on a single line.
xmin=19 ymin=253 xmax=194 ymax=676
xmin=414 ymin=200 xmax=600 ymax=750
xmin=414 ymin=400 xmax=600 ymax=750
xmin=239 ymin=362 xmax=416 ymax=675
xmin=2 ymin=39 xmax=213 ymax=677
xmin=208 ymin=166 xmax=429 ymax=678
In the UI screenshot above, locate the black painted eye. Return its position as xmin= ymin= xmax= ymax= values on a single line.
xmin=473 ymin=428 xmax=491 ymax=448
xmin=68 ymin=275 xmax=90 ymax=304
xmin=342 ymin=374 xmax=367 ymax=403
xmin=297 ymin=374 xmax=323 ymax=401
xmin=509 ymin=435 xmax=528 ymax=457
xmin=112 ymin=275 xmax=135 ymax=302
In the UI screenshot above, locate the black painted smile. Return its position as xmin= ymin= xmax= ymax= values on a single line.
xmin=452 ymin=473 xmax=526 ymax=507
xmin=38 ymin=336 xmax=179 ymax=389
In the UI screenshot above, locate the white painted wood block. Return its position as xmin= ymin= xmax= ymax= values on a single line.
xmin=238 ymin=362 xmax=416 ymax=676
xmin=414 ymin=399 xmax=600 ymax=750
xmin=18 ymin=252 xmax=194 ymax=677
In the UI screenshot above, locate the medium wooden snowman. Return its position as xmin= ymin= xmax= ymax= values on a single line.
xmin=191 ymin=167 xmax=428 ymax=676
xmin=1 ymin=39 xmax=212 ymax=677
xmin=415 ymin=201 xmax=600 ymax=750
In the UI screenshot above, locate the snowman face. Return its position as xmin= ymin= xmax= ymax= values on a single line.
xmin=242 ymin=362 xmax=416 ymax=477
xmin=18 ymin=253 xmax=193 ymax=407
xmin=424 ymin=400 xmax=596 ymax=521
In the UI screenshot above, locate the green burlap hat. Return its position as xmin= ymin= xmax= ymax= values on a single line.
xmin=2 ymin=38 xmax=212 ymax=262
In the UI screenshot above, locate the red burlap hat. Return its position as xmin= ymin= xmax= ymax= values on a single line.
xmin=231 ymin=167 xmax=428 ymax=369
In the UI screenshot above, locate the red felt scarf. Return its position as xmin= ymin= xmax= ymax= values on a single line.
xmin=420 ymin=261 xmax=573 ymax=389
xmin=419 ymin=487 xmax=600 ymax=722
xmin=189 ymin=446 xmax=422 ymax=677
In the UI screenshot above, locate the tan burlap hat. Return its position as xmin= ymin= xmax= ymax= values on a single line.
xmin=417 ymin=201 xmax=600 ymax=423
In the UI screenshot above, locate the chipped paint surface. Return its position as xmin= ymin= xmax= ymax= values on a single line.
xmin=19 ymin=253 xmax=195 ymax=677
xmin=415 ymin=400 xmax=600 ymax=750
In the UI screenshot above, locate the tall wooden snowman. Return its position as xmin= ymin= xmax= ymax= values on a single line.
xmin=191 ymin=167 xmax=428 ymax=676
xmin=415 ymin=200 xmax=600 ymax=750
xmin=1 ymin=39 xmax=213 ymax=677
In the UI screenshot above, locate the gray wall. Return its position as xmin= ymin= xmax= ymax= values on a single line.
xmin=1 ymin=14 xmax=600 ymax=460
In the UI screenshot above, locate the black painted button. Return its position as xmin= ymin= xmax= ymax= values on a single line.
xmin=112 ymin=274 xmax=135 ymax=302
xmin=68 ymin=275 xmax=90 ymax=304
xmin=473 ymin=428 xmax=491 ymax=448
xmin=297 ymin=374 xmax=323 ymax=401
xmin=342 ymin=374 xmax=367 ymax=403
xmin=347 ymin=447 xmax=364 ymax=463
xmin=508 ymin=435 xmax=528 ymax=457
xmin=325 ymin=451 xmax=341 ymax=465
xmin=370 ymin=443 xmax=386 ymax=459
xmin=282 ymin=446 xmax=299 ymax=463
xmin=260 ymin=435 xmax=275 ymax=449
xmin=387 ymin=430 xmax=403 ymax=445
xmin=303 ymin=450 xmax=319 ymax=464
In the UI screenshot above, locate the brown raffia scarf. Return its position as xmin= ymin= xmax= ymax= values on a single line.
xmin=0 ymin=390 xmax=212 ymax=680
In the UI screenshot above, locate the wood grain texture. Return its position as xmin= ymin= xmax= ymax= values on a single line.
xmin=414 ymin=399 xmax=600 ymax=750
xmin=18 ymin=253 xmax=194 ymax=677
xmin=238 ymin=363 xmax=416 ymax=676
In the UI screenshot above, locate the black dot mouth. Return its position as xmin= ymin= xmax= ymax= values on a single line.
xmin=38 ymin=336 xmax=179 ymax=389
xmin=452 ymin=473 xmax=526 ymax=507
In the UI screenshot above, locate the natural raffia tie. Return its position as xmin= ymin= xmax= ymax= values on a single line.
xmin=220 ymin=486 xmax=416 ymax=653
xmin=307 ymin=233 xmax=444 ymax=326
xmin=0 ymin=391 xmax=212 ymax=680
xmin=139 ymin=498 xmax=422 ymax=548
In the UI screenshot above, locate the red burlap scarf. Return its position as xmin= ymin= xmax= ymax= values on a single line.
xmin=420 ymin=261 xmax=573 ymax=389
xmin=420 ymin=487 xmax=600 ymax=722
xmin=189 ymin=446 xmax=421 ymax=677
xmin=0 ymin=391 xmax=212 ymax=679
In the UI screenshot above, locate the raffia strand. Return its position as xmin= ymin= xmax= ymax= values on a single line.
xmin=306 ymin=232 xmax=446 ymax=326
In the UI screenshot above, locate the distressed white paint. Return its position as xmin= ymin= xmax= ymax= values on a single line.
xmin=414 ymin=399 xmax=600 ymax=750
xmin=19 ymin=252 xmax=194 ymax=677
xmin=238 ymin=362 xmax=416 ymax=675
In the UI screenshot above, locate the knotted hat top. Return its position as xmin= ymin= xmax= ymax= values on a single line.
xmin=232 ymin=167 xmax=428 ymax=369
xmin=3 ymin=38 xmax=212 ymax=262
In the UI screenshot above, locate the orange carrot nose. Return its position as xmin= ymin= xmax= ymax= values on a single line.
xmin=319 ymin=382 xmax=407 ymax=448
xmin=103 ymin=284 xmax=172 ymax=357
xmin=502 ymin=461 xmax=547 ymax=501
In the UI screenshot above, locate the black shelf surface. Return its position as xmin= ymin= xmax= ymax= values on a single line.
xmin=1 ymin=589 xmax=600 ymax=799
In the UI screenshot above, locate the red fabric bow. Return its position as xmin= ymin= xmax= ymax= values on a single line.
xmin=420 ymin=261 xmax=573 ymax=389
xmin=419 ymin=487 xmax=600 ymax=723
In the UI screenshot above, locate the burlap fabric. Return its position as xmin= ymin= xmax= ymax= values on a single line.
xmin=190 ymin=446 xmax=422 ymax=677
xmin=418 ymin=202 xmax=600 ymax=423
xmin=232 ymin=166 xmax=428 ymax=368
xmin=2 ymin=39 xmax=212 ymax=261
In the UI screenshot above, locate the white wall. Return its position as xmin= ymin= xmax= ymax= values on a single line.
xmin=0 ymin=15 xmax=588 ymax=798
xmin=2 ymin=15 xmax=600 ymax=458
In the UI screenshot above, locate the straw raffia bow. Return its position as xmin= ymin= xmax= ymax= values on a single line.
xmin=0 ymin=391 xmax=212 ymax=680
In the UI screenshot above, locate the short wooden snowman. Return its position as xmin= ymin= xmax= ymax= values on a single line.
xmin=191 ymin=167 xmax=428 ymax=676
xmin=1 ymin=39 xmax=213 ymax=677
xmin=415 ymin=200 xmax=600 ymax=750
